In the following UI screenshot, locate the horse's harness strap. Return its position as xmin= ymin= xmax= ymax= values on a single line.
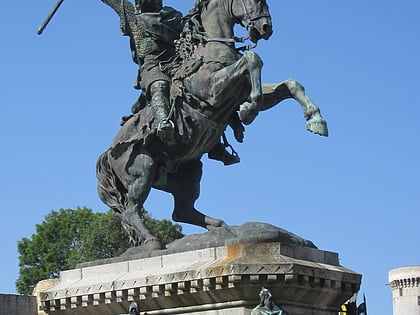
xmin=204 ymin=36 xmax=246 ymax=44
xmin=238 ymin=0 xmax=270 ymax=51
xmin=203 ymin=35 xmax=256 ymax=52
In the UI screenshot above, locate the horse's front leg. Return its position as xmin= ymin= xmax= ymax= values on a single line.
xmin=260 ymin=79 xmax=329 ymax=136
xmin=238 ymin=51 xmax=264 ymax=125
xmin=208 ymin=51 xmax=263 ymax=124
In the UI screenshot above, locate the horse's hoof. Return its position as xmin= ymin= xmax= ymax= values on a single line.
xmin=306 ymin=117 xmax=329 ymax=137
xmin=240 ymin=102 xmax=259 ymax=125
xmin=206 ymin=220 xmax=229 ymax=230
xmin=143 ymin=237 xmax=163 ymax=251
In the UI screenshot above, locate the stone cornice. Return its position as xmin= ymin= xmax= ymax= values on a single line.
xmin=40 ymin=242 xmax=361 ymax=314
xmin=389 ymin=277 xmax=420 ymax=289
xmin=388 ymin=266 xmax=420 ymax=290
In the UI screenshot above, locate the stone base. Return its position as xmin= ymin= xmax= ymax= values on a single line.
xmin=40 ymin=242 xmax=361 ymax=314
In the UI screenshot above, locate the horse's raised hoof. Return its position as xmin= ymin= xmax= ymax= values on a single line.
xmin=206 ymin=218 xmax=229 ymax=230
xmin=240 ymin=102 xmax=259 ymax=125
xmin=306 ymin=117 xmax=329 ymax=137
xmin=143 ymin=237 xmax=163 ymax=251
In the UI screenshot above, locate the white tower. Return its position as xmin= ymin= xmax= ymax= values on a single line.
xmin=389 ymin=266 xmax=420 ymax=315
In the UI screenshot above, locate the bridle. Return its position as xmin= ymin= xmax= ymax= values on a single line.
xmin=205 ymin=0 xmax=271 ymax=51
xmin=239 ymin=0 xmax=271 ymax=31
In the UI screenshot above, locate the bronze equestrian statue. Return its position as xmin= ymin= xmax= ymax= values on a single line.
xmin=95 ymin=0 xmax=329 ymax=249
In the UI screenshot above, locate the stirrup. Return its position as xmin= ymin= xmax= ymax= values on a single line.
xmin=222 ymin=150 xmax=240 ymax=165
xmin=157 ymin=119 xmax=175 ymax=140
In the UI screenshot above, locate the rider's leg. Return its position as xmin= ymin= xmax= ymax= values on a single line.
xmin=170 ymin=160 xmax=226 ymax=229
xmin=150 ymin=80 xmax=174 ymax=141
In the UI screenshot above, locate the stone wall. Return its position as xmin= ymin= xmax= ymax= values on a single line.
xmin=389 ymin=266 xmax=420 ymax=315
xmin=0 ymin=293 xmax=37 ymax=315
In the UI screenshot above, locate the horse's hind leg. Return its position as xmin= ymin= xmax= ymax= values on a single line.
xmin=170 ymin=159 xmax=226 ymax=229
xmin=122 ymin=150 xmax=162 ymax=250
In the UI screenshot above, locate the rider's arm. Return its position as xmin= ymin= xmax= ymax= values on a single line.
xmin=101 ymin=0 xmax=135 ymax=36
xmin=101 ymin=0 xmax=122 ymax=15
xmin=101 ymin=0 xmax=134 ymax=21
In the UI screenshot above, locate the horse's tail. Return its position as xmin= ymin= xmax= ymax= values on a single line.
xmin=96 ymin=150 xmax=127 ymax=215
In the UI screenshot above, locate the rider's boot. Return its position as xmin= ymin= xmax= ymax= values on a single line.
xmin=150 ymin=80 xmax=174 ymax=141
xmin=229 ymin=112 xmax=245 ymax=143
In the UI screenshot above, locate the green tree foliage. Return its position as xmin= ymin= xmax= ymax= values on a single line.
xmin=16 ymin=207 xmax=183 ymax=295
xmin=76 ymin=209 xmax=130 ymax=263
xmin=16 ymin=207 xmax=94 ymax=295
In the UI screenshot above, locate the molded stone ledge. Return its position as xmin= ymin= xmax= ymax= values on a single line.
xmin=40 ymin=242 xmax=361 ymax=314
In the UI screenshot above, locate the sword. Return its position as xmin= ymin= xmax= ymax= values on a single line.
xmin=37 ymin=0 xmax=65 ymax=35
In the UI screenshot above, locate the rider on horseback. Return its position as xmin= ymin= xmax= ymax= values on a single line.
xmin=130 ymin=0 xmax=182 ymax=140
xmin=102 ymin=0 xmax=242 ymax=164
xmin=101 ymin=0 xmax=182 ymax=140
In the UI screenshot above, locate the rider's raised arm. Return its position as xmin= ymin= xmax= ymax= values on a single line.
xmin=101 ymin=0 xmax=122 ymax=15
xmin=101 ymin=0 xmax=135 ymax=35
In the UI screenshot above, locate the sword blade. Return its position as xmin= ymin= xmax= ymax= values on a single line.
xmin=37 ymin=0 xmax=65 ymax=35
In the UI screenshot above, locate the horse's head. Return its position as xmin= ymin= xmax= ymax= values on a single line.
xmin=232 ymin=0 xmax=273 ymax=43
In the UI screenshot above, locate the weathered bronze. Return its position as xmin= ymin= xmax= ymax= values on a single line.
xmin=101 ymin=0 xmax=184 ymax=141
xmin=116 ymin=301 xmax=140 ymax=315
xmin=251 ymin=287 xmax=288 ymax=315
xmin=94 ymin=0 xmax=328 ymax=250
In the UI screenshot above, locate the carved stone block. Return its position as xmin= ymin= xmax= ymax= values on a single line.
xmin=39 ymin=242 xmax=360 ymax=314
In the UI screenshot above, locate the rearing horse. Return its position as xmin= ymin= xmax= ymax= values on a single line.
xmin=96 ymin=0 xmax=328 ymax=250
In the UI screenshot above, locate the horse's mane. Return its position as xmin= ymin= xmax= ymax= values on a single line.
xmin=174 ymin=0 xmax=212 ymax=60
xmin=183 ymin=0 xmax=211 ymax=22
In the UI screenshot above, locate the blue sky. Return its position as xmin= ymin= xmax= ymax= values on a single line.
xmin=1 ymin=0 xmax=419 ymax=314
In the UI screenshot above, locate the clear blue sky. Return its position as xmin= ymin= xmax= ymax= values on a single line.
xmin=1 ymin=1 xmax=419 ymax=314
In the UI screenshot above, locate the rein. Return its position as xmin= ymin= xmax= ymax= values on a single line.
xmin=204 ymin=35 xmax=255 ymax=52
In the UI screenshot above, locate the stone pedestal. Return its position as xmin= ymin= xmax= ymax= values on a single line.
xmin=40 ymin=242 xmax=361 ymax=314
